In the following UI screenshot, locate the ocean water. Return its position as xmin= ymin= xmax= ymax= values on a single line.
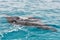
xmin=0 ymin=0 xmax=60 ymax=40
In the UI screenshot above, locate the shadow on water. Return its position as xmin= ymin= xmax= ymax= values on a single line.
xmin=1 ymin=25 xmax=56 ymax=40
xmin=46 ymin=24 xmax=60 ymax=28
xmin=1 ymin=24 xmax=59 ymax=40
xmin=1 ymin=29 xmax=28 ymax=40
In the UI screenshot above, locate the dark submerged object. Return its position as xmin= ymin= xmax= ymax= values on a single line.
xmin=6 ymin=16 xmax=57 ymax=32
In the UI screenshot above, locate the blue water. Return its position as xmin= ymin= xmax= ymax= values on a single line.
xmin=0 ymin=0 xmax=60 ymax=40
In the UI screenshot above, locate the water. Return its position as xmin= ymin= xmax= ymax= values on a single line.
xmin=0 ymin=0 xmax=60 ymax=40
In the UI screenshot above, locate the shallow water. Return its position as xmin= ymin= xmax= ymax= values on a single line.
xmin=0 ymin=0 xmax=60 ymax=40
